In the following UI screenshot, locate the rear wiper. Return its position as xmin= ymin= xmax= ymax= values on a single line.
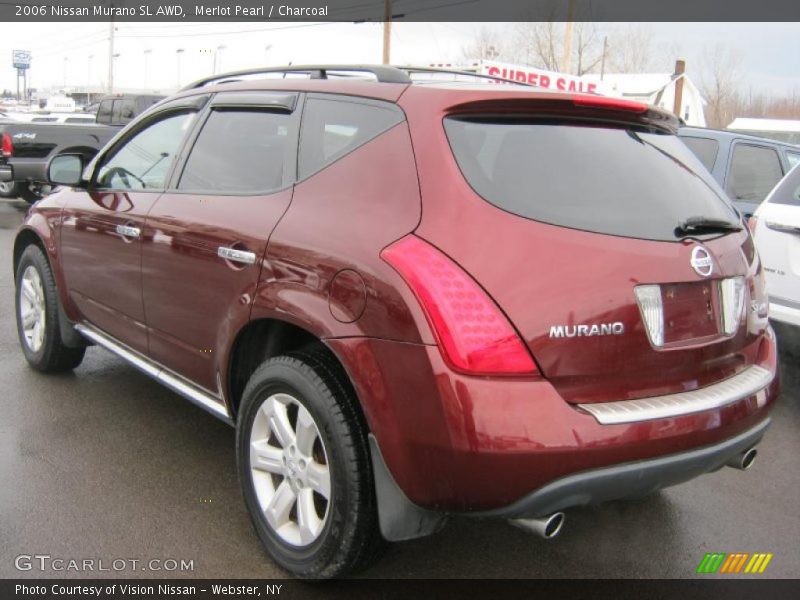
xmin=677 ymin=216 xmax=743 ymax=236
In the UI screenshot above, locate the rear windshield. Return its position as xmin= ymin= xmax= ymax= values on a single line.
xmin=444 ymin=118 xmax=738 ymax=242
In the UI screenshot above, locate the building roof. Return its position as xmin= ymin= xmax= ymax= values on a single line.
xmin=728 ymin=118 xmax=800 ymax=132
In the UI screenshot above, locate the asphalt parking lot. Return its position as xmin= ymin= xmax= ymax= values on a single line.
xmin=0 ymin=197 xmax=798 ymax=579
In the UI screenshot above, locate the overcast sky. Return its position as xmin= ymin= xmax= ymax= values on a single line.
xmin=1 ymin=21 xmax=797 ymax=97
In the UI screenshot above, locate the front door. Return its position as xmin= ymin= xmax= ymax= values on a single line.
xmin=141 ymin=93 xmax=300 ymax=393
xmin=60 ymin=109 xmax=199 ymax=353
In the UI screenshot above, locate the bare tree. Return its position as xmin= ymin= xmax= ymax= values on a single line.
xmin=511 ymin=21 xmax=602 ymax=75
xmin=460 ymin=26 xmax=504 ymax=62
xmin=700 ymin=44 xmax=743 ymax=128
xmin=606 ymin=26 xmax=655 ymax=73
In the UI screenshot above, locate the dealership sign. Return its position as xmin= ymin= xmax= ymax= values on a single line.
xmin=12 ymin=49 xmax=31 ymax=70
xmin=479 ymin=60 xmax=599 ymax=94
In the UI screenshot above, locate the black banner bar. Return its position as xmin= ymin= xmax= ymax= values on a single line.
xmin=2 ymin=0 xmax=800 ymax=23
xmin=3 ymin=579 xmax=800 ymax=600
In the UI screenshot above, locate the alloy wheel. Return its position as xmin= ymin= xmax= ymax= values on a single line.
xmin=249 ymin=393 xmax=331 ymax=547
xmin=19 ymin=265 xmax=46 ymax=352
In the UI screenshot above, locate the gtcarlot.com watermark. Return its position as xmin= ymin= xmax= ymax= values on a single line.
xmin=14 ymin=554 xmax=194 ymax=573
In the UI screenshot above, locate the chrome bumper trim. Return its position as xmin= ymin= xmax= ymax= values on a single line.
xmin=578 ymin=365 xmax=774 ymax=425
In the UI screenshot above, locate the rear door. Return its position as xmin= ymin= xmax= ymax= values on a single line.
xmin=141 ymin=91 xmax=299 ymax=393
xmin=754 ymin=165 xmax=800 ymax=312
xmin=59 ymin=101 xmax=202 ymax=352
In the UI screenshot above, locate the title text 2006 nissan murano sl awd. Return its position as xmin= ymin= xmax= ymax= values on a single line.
xmin=7 ymin=66 xmax=779 ymax=578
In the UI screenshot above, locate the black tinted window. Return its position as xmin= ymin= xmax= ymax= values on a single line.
xmin=767 ymin=164 xmax=800 ymax=206
xmin=445 ymin=119 xmax=738 ymax=242
xmin=727 ymin=144 xmax=784 ymax=202
xmin=96 ymin=100 xmax=112 ymax=124
xmin=299 ymin=97 xmax=403 ymax=179
xmin=179 ymin=109 xmax=293 ymax=193
xmin=96 ymin=112 xmax=194 ymax=190
xmin=112 ymin=99 xmax=137 ymax=124
xmin=681 ymin=136 xmax=719 ymax=172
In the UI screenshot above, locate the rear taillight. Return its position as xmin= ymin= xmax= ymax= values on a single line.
xmin=1 ymin=133 xmax=13 ymax=158
xmin=748 ymin=215 xmax=758 ymax=234
xmin=381 ymin=235 xmax=538 ymax=376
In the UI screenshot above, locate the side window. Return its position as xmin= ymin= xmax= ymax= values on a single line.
xmin=726 ymin=144 xmax=784 ymax=202
xmin=112 ymin=99 xmax=137 ymax=124
xmin=298 ymin=97 xmax=403 ymax=179
xmin=768 ymin=165 xmax=800 ymax=207
xmin=681 ymin=136 xmax=718 ymax=172
xmin=178 ymin=109 xmax=293 ymax=193
xmin=96 ymin=112 xmax=194 ymax=191
xmin=787 ymin=151 xmax=800 ymax=170
xmin=96 ymin=100 xmax=113 ymax=125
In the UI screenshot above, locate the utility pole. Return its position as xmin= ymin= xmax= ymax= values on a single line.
xmin=600 ymin=36 xmax=608 ymax=80
xmin=673 ymin=59 xmax=686 ymax=119
xmin=107 ymin=5 xmax=115 ymax=94
xmin=382 ymin=0 xmax=391 ymax=64
xmin=561 ymin=0 xmax=575 ymax=74
xmin=143 ymin=49 xmax=151 ymax=89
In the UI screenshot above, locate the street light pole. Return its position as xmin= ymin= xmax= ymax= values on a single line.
xmin=63 ymin=57 xmax=69 ymax=89
xmin=143 ymin=49 xmax=152 ymax=89
xmin=176 ymin=48 xmax=185 ymax=87
xmin=87 ymin=54 xmax=93 ymax=103
xmin=213 ymin=45 xmax=226 ymax=75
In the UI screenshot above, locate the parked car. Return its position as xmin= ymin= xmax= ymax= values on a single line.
xmin=752 ymin=164 xmax=800 ymax=327
xmin=7 ymin=65 xmax=779 ymax=579
xmin=0 ymin=93 xmax=164 ymax=202
xmin=678 ymin=126 xmax=800 ymax=218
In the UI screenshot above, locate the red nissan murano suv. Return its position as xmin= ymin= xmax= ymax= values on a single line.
xmin=7 ymin=66 xmax=779 ymax=578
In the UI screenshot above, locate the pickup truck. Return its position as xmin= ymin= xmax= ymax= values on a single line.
xmin=679 ymin=126 xmax=800 ymax=218
xmin=0 ymin=94 xmax=164 ymax=202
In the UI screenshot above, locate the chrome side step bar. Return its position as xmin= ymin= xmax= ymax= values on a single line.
xmin=75 ymin=324 xmax=232 ymax=425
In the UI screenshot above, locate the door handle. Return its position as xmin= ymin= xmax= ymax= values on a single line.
xmin=765 ymin=221 xmax=800 ymax=234
xmin=217 ymin=246 xmax=256 ymax=265
xmin=115 ymin=224 xmax=141 ymax=239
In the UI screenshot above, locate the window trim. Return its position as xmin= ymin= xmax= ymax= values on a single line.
xmin=724 ymin=141 xmax=785 ymax=201
xmin=89 ymin=106 xmax=203 ymax=194
xmin=296 ymin=93 xmax=406 ymax=184
xmin=166 ymin=91 xmax=303 ymax=197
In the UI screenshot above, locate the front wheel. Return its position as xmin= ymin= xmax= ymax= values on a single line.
xmin=15 ymin=245 xmax=86 ymax=372
xmin=236 ymin=352 xmax=382 ymax=579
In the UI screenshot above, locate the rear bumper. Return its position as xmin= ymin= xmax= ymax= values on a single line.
xmin=328 ymin=326 xmax=779 ymax=513
xmin=7 ymin=158 xmax=47 ymax=183
xmin=476 ymin=417 xmax=770 ymax=518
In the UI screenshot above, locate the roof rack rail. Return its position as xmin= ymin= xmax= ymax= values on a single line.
xmin=181 ymin=65 xmax=413 ymax=91
xmin=400 ymin=66 xmax=532 ymax=87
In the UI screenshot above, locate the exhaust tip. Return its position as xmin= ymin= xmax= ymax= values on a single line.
xmin=740 ymin=448 xmax=757 ymax=470
xmin=509 ymin=512 xmax=565 ymax=539
xmin=727 ymin=447 xmax=758 ymax=470
xmin=543 ymin=512 xmax=565 ymax=539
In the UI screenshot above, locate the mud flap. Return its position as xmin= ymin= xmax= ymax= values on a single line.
xmin=368 ymin=434 xmax=447 ymax=542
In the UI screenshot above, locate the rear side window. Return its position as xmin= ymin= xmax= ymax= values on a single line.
xmin=298 ymin=97 xmax=403 ymax=179
xmin=767 ymin=164 xmax=800 ymax=206
xmin=444 ymin=118 xmax=737 ymax=242
xmin=96 ymin=100 xmax=113 ymax=124
xmin=179 ymin=109 xmax=293 ymax=193
xmin=681 ymin=136 xmax=719 ymax=172
xmin=726 ymin=144 xmax=784 ymax=202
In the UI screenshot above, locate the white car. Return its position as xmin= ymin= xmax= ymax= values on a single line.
xmin=753 ymin=163 xmax=800 ymax=326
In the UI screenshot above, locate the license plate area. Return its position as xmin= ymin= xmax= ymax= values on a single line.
xmin=661 ymin=281 xmax=720 ymax=345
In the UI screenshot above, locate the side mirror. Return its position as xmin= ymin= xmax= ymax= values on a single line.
xmin=48 ymin=154 xmax=85 ymax=187
xmin=0 ymin=164 xmax=12 ymax=183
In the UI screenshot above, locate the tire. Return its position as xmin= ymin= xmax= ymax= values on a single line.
xmin=236 ymin=351 xmax=383 ymax=579
xmin=0 ymin=181 xmax=18 ymax=198
xmin=15 ymin=244 xmax=86 ymax=372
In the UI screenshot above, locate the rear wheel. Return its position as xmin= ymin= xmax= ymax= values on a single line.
xmin=236 ymin=352 xmax=382 ymax=579
xmin=15 ymin=245 xmax=85 ymax=372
